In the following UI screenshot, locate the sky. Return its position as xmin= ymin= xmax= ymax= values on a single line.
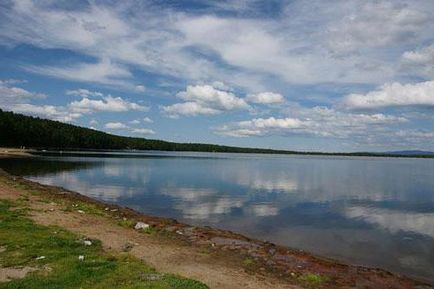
xmin=1 ymin=0 xmax=434 ymax=152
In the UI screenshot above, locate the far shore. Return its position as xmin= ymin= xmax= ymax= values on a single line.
xmin=0 ymin=162 xmax=432 ymax=288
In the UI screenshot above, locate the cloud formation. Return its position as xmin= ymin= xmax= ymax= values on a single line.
xmin=162 ymin=84 xmax=249 ymax=117
xmin=342 ymin=81 xmax=434 ymax=109
xmin=247 ymin=92 xmax=285 ymax=104
xmin=217 ymin=107 xmax=407 ymax=139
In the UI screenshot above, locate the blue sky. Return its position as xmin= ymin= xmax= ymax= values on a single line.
xmin=1 ymin=0 xmax=434 ymax=152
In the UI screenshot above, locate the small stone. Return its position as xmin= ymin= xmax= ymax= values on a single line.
xmin=78 ymin=255 xmax=84 ymax=261
xmin=105 ymin=207 xmax=109 ymax=211
xmin=77 ymin=210 xmax=85 ymax=214
xmin=134 ymin=222 xmax=150 ymax=230
xmin=140 ymin=273 xmax=161 ymax=281
xmin=110 ymin=209 xmax=118 ymax=212
xmin=176 ymin=230 xmax=183 ymax=235
xmin=84 ymin=240 xmax=92 ymax=246
xmin=36 ymin=256 xmax=45 ymax=260
xmin=122 ymin=242 xmax=134 ymax=252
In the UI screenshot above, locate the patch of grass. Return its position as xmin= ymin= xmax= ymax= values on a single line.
xmin=64 ymin=202 xmax=105 ymax=216
xmin=116 ymin=218 xmax=136 ymax=228
xmin=242 ymin=257 xmax=255 ymax=267
xmin=0 ymin=200 xmax=208 ymax=289
xmin=142 ymin=226 xmax=159 ymax=235
xmin=298 ymin=273 xmax=328 ymax=288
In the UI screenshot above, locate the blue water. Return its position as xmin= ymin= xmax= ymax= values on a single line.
xmin=1 ymin=151 xmax=433 ymax=282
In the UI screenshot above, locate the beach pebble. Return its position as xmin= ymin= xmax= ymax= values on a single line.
xmin=134 ymin=222 xmax=150 ymax=230
xmin=83 ymin=240 xmax=92 ymax=246
xmin=78 ymin=255 xmax=84 ymax=261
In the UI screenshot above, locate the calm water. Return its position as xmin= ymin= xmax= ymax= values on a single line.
xmin=1 ymin=151 xmax=434 ymax=282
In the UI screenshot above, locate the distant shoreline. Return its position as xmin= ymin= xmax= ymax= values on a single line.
xmin=2 ymin=109 xmax=434 ymax=159
xmin=3 ymin=147 xmax=434 ymax=160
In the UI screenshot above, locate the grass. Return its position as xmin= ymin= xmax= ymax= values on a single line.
xmin=0 ymin=200 xmax=208 ymax=289
xmin=298 ymin=273 xmax=328 ymax=288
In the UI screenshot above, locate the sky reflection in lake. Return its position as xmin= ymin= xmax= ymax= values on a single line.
xmin=1 ymin=152 xmax=434 ymax=282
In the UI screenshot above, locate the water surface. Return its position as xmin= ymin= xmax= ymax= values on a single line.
xmin=1 ymin=151 xmax=433 ymax=282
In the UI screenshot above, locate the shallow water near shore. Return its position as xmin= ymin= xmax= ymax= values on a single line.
xmin=1 ymin=151 xmax=434 ymax=282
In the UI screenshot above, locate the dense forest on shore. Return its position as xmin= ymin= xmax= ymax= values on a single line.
xmin=1 ymin=109 xmax=433 ymax=158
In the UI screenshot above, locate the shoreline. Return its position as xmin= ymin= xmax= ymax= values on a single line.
xmin=0 ymin=167 xmax=432 ymax=288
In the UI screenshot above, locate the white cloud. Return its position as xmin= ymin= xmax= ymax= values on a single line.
xmin=400 ymin=44 xmax=434 ymax=79
xmin=0 ymin=79 xmax=45 ymax=104
xmin=143 ymin=117 xmax=153 ymax=123
xmin=128 ymin=119 xmax=140 ymax=125
xmin=217 ymin=107 xmax=407 ymax=138
xmin=131 ymin=128 xmax=155 ymax=135
xmin=4 ymin=0 xmax=432 ymax=91
xmin=8 ymin=103 xmax=81 ymax=122
xmin=162 ymin=84 xmax=249 ymax=117
xmin=25 ymin=58 xmax=133 ymax=87
xmin=217 ymin=117 xmax=305 ymax=137
xmin=342 ymin=80 xmax=434 ymax=109
xmin=247 ymin=92 xmax=284 ymax=104
xmin=66 ymin=89 xmax=103 ymax=98
xmin=162 ymin=102 xmax=220 ymax=118
xmin=105 ymin=122 xmax=128 ymax=129
xmin=0 ymin=80 xmax=149 ymax=123
xmin=69 ymin=96 xmax=148 ymax=113
xmin=134 ymin=85 xmax=146 ymax=92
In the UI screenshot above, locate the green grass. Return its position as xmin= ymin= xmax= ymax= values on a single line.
xmin=0 ymin=200 xmax=208 ymax=289
xmin=298 ymin=273 xmax=328 ymax=288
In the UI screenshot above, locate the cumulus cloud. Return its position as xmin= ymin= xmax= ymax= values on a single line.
xmin=69 ymin=96 xmax=148 ymax=114
xmin=161 ymin=84 xmax=249 ymax=117
xmin=217 ymin=107 xmax=407 ymax=138
xmin=134 ymin=85 xmax=146 ymax=92
xmin=0 ymin=79 xmax=45 ymax=104
xmin=8 ymin=103 xmax=81 ymax=122
xmin=128 ymin=119 xmax=140 ymax=125
xmin=66 ymin=89 xmax=103 ymax=98
xmin=104 ymin=122 xmax=128 ymax=129
xmin=143 ymin=117 xmax=153 ymax=123
xmin=342 ymin=80 xmax=434 ymax=109
xmin=400 ymin=44 xmax=434 ymax=79
xmin=104 ymin=122 xmax=155 ymax=135
xmin=0 ymin=80 xmax=149 ymax=123
xmin=247 ymin=92 xmax=285 ymax=104
xmin=131 ymin=128 xmax=155 ymax=135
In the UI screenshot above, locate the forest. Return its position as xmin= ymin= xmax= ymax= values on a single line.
xmin=1 ymin=109 xmax=433 ymax=158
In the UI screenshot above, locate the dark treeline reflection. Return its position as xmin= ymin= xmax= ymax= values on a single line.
xmin=0 ymin=157 xmax=100 ymax=176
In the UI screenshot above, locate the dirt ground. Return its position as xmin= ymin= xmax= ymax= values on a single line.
xmin=0 ymin=170 xmax=432 ymax=289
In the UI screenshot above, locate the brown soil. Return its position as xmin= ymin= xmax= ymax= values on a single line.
xmin=0 ymin=266 xmax=38 ymax=282
xmin=0 ymin=170 xmax=432 ymax=289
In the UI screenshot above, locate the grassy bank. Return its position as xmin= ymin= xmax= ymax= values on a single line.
xmin=0 ymin=199 xmax=208 ymax=289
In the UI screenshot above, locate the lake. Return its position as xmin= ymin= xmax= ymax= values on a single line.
xmin=1 ymin=151 xmax=433 ymax=282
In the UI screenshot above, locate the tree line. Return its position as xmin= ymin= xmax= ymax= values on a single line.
xmin=1 ymin=109 xmax=433 ymax=158
xmin=0 ymin=109 xmax=294 ymax=153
